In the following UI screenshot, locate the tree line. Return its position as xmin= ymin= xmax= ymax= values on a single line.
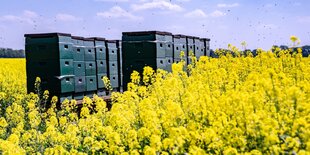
xmin=0 ymin=48 xmax=25 ymax=58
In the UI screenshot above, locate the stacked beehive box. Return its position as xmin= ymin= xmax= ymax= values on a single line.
xmin=24 ymin=33 xmax=122 ymax=103
xmin=25 ymin=33 xmax=75 ymax=103
xmin=91 ymin=37 xmax=107 ymax=96
xmin=71 ymin=36 xmax=86 ymax=100
xmin=172 ymin=34 xmax=187 ymax=63
xmin=106 ymin=40 xmax=120 ymax=93
xmin=25 ymin=31 xmax=211 ymax=101
xmin=122 ymin=31 xmax=173 ymax=90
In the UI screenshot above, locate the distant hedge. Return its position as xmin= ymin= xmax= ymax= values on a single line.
xmin=0 ymin=48 xmax=25 ymax=58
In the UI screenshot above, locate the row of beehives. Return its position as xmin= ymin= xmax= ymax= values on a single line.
xmin=25 ymin=31 xmax=211 ymax=102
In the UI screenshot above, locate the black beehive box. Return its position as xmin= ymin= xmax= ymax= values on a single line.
xmin=122 ymin=31 xmax=173 ymax=90
xmin=25 ymin=33 xmax=75 ymax=103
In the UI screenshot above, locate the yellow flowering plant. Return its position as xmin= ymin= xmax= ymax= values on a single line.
xmin=0 ymin=37 xmax=309 ymax=154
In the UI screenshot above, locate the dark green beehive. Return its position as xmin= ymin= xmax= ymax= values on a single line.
xmin=194 ymin=38 xmax=205 ymax=59
xmin=74 ymin=76 xmax=86 ymax=93
xmin=72 ymin=36 xmax=85 ymax=61
xmin=186 ymin=36 xmax=195 ymax=53
xmin=166 ymin=57 xmax=173 ymax=72
xmin=122 ymin=42 xmax=166 ymax=59
xmin=122 ymin=31 xmax=172 ymax=59
xmin=74 ymin=61 xmax=85 ymax=76
xmin=165 ymin=34 xmax=173 ymax=72
xmin=26 ymin=75 xmax=75 ymax=94
xmin=186 ymin=36 xmax=197 ymax=64
xmin=97 ymin=73 xmax=107 ymax=89
xmin=122 ymin=31 xmax=173 ymax=90
xmin=25 ymin=33 xmax=75 ymax=104
xmin=88 ymin=37 xmax=106 ymax=60
xmin=85 ymin=61 xmax=96 ymax=76
xmin=74 ymin=75 xmax=85 ymax=100
xmin=201 ymin=38 xmax=211 ymax=56
xmin=109 ymin=74 xmax=119 ymax=88
xmin=108 ymin=61 xmax=118 ymax=75
xmin=106 ymin=40 xmax=118 ymax=61
xmin=25 ymin=33 xmax=73 ymax=60
xmin=86 ymin=76 xmax=97 ymax=91
xmin=122 ymin=31 xmax=167 ymax=41
xmin=106 ymin=40 xmax=120 ymax=90
xmin=173 ymin=34 xmax=187 ymax=62
xmin=108 ymin=63 xmax=119 ymax=89
xmin=96 ymin=60 xmax=107 ymax=74
xmin=26 ymin=59 xmax=74 ymax=77
xmin=165 ymin=34 xmax=173 ymax=58
xmin=84 ymin=38 xmax=95 ymax=61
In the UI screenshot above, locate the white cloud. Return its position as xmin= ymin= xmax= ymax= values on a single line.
xmin=185 ymin=9 xmax=226 ymax=18
xmin=209 ymin=10 xmax=226 ymax=17
xmin=185 ymin=9 xmax=207 ymax=18
xmin=0 ymin=10 xmax=38 ymax=24
xmin=132 ymin=0 xmax=183 ymax=12
xmin=217 ymin=3 xmax=239 ymax=8
xmin=97 ymin=6 xmax=142 ymax=20
xmin=56 ymin=13 xmax=82 ymax=22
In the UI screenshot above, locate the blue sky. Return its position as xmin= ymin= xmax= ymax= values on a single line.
xmin=0 ymin=0 xmax=309 ymax=50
